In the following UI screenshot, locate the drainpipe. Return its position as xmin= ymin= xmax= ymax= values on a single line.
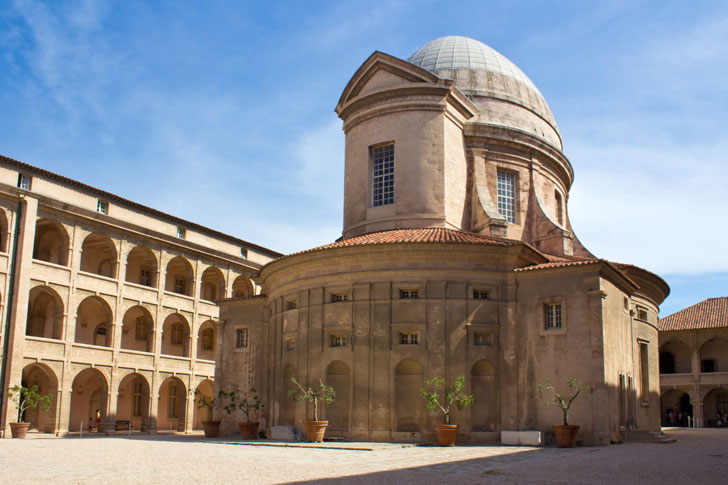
xmin=0 ymin=201 xmax=24 ymax=426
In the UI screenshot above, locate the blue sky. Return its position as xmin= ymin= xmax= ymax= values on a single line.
xmin=1 ymin=0 xmax=726 ymax=316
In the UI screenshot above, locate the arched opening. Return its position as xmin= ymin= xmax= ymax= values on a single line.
xmin=471 ymin=360 xmax=498 ymax=431
xmin=193 ymin=380 xmax=214 ymax=429
xmin=161 ymin=313 xmax=190 ymax=357
xmin=33 ymin=218 xmax=69 ymax=266
xmin=703 ymin=388 xmax=728 ymax=427
xmin=165 ymin=256 xmax=194 ymax=297
xmin=660 ymin=389 xmax=692 ymax=426
xmin=121 ymin=306 xmax=155 ymax=353
xmin=0 ymin=209 xmax=9 ymax=253
xmin=232 ymin=275 xmax=254 ymax=298
xmin=201 ymin=266 xmax=225 ymax=302
xmin=394 ymin=359 xmax=424 ymax=432
xmin=125 ymin=246 xmax=158 ymax=287
xmin=157 ymin=377 xmax=187 ymax=431
xmin=116 ymin=373 xmax=150 ymax=431
xmin=80 ymin=233 xmax=117 ymax=278
xmin=74 ymin=296 xmax=113 ymax=347
xmin=26 ymin=286 xmax=64 ymax=340
xmin=69 ymin=368 xmax=108 ymax=432
xmin=20 ymin=363 xmax=58 ymax=433
xmin=700 ymin=338 xmax=728 ymax=373
xmin=659 ymin=340 xmax=691 ymax=373
xmin=197 ymin=321 xmax=216 ymax=361
xmin=279 ymin=364 xmax=296 ymax=425
xmin=326 ymin=361 xmax=350 ymax=431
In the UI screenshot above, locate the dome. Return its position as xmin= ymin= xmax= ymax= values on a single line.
xmin=407 ymin=36 xmax=559 ymax=144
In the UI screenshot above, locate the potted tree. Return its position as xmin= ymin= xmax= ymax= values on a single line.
xmin=419 ymin=376 xmax=475 ymax=446
xmin=195 ymin=388 xmax=232 ymax=438
xmin=7 ymin=384 xmax=53 ymax=439
xmin=539 ymin=377 xmax=594 ymax=447
xmin=288 ymin=377 xmax=335 ymax=442
xmin=229 ymin=388 xmax=264 ymax=439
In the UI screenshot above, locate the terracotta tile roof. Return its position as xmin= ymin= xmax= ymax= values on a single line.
xmin=513 ymin=258 xmax=602 ymax=272
xmin=287 ymin=227 xmax=521 ymax=257
xmin=659 ymin=297 xmax=728 ymax=331
xmin=0 ymin=154 xmax=281 ymax=257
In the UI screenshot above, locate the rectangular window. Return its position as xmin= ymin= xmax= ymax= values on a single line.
xmin=473 ymin=290 xmax=488 ymax=300
xmin=97 ymin=200 xmax=109 ymax=215
xmin=474 ymin=332 xmax=492 ymax=346
xmin=236 ymin=328 xmax=249 ymax=349
xmin=177 ymin=227 xmax=186 ymax=239
xmin=639 ymin=342 xmax=649 ymax=403
xmin=399 ymin=289 xmax=419 ymax=299
xmin=285 ymin=338 xmax=295 ymax=351
xmin=139 ymin=267 xmax=151 ymax=286
xmin=544 ymin=303 xmax=562 ymax=330
xmin=132 ymin=382 xmax=143 ymax=417
xmin=171 ymin=324 xmax=183 ymax=345
xmin=286 ymin=300 xmax=297 ymax=310
xmin=399 ymin=332 xmax=419 ymax=345
xmin=201 ymin=329 xmax=213 ymax=350
xmin=17 ymin=174 xmax=31 ymax=190
xmin=135 ymin=317 xmax=148 ymax=340
xmin=168 ymin=384 xmax=178 ymax=418
xmin=331 ymin=294 xmax=348 ymax=303
xmin=554 ymin=191 xmax=563 ymax=225
xmin=241 ymin=247 xmax=248 ymax=259
xmin=372 ymin=143 xmax=394 ymax=207
xmin=330 ymin=334 xmax=346 ymax=348
xmin=637 ymin=308 xmax=648 ymax=321
xmin=497 ymin=170 xmax=516 ymax=223
xmin=623 ymin=297 xmax=629 ymax=310
xmin=174 ymin=278 xmax=185 ymax=294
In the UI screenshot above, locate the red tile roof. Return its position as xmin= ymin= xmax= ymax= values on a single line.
xmin=513 ymin=258 xmax=602 ymax=272
xmin=659 ymin=297 xmax=728 ymax=331
xmin=288 ymin=227 xmax=522 ymax=257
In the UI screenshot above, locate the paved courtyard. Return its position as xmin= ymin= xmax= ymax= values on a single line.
xmin=1 ymin=427 xmax=726 ymax=484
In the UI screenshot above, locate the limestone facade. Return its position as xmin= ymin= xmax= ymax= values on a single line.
xmin=658 ymin=297 xmax=728 ymax=427
xmin=217 ymin=37 xmax=669 ymax=445
xmin=0 ymin=155 xmax=279 ymax=436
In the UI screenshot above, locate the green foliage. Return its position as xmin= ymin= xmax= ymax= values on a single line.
xmin=8 ymin=385 xmax=53 ymax=423
xmin=288 ymin=377 xmax=335 ymax=421
xmin=195 ymin=389 xmax=234 ymax=421
xmin=419 ymin=376 xmax=475 ymax=425
xmin=228 ymin=388 xmax=264 ymax=422
xmin=538 ymin=377 xmax=594 ymax=426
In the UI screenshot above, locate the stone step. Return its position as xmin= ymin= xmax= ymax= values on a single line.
xmin=625 ymin=429 xmax=676 ymax=444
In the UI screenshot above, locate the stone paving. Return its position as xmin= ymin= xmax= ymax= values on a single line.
xmin=0 ymin=427 xmax=726 ymax=484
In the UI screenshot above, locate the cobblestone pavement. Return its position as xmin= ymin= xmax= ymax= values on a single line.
xmin=1 ymin=428 xmax=726 ymax=484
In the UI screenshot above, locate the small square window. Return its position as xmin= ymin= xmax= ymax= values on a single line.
xmin=473 ymin=290 xmax=488 ymax=300
xmin=399 ymin=289 xmax=419 ymax=299
xmin=285 ymin=338 xmax=295 ymax=351
xmin=399 ymin=332 xmax=419 ymax=345
xmin=286 ymin=300 xmax=297 ymax=310
xmin=474 ymin=332 xmax=492 ymax=346
xmin=331 ymin=294 xmax=348 ymax=303
xmin=330 ymin=334 xmax=346 ymax=348
xmin=17 ymin=174 xmax=31 ymax=190
xmin=97 ymin=200 xmax=109 ymax=215
xmin=177 ymin=227 xmax=186 ymax=239
xmin=544 ymin=303 xmax=562 ymax=330
xmin=236 ymin=328 xmax=249 ymax=349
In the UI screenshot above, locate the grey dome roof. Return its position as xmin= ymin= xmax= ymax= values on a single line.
xmin=407 ymin=36 xmax=558 ymax=135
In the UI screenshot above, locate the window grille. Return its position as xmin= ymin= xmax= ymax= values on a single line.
xmin=399 ymin=289 xmax=419 ymax=299
xmin=330 ymin=334 xmax=346 ymax=348
xmin=544 ymin=303 xmax=562 ymax=330
xmin=399 ymin=332 xmax=419 ymax=345
xmin=174 ymin=277 xmax=185 ymax=294
xmin=332 ymin=294 xmax=348 ymax=302
xmin=372 ymin=144 xmax=394 ymax=206
xmin=473 ymin=290 xmax=488 ymax=300
xmin=497 ymin=171 xmax=516 ymax=223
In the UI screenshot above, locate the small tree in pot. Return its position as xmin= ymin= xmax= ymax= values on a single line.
xmin=539 ymin=377 xmax=593 ymax=447
xmin=229 ymin=388 xmax=264 ymax=440
xmin=288 ymin=377 xmax=335 ymax=442
xmin=419 ymin=376 xmax=475 ymax=446
xmin=8 ymin=385 xmax=53 ymax=438
xmin=195 ymin=389 xmax=232 ymax=438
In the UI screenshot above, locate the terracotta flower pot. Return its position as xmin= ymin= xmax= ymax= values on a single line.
xmin=552 ymin=424 xmax=579 ymax=447
xmin=10 ymin=422 xmax=30 ymax=439
xmin=303 ymin=420 xmax=328 ymax=442
xmin=434 ymin=424 xmax=459 ymax=446
xmin=238 ymin=421 xmax=259 ymax=440
xmin=202 ymin=420 xmax=221 ymax=438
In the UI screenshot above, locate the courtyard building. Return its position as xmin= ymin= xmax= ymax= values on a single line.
xmin=216 ymin=36 xmax=669 ymax=445
xmin=659 ymin=297 xmax=728 ymax=427
xmin=0 ymin=155 xmax=280 ymax=435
